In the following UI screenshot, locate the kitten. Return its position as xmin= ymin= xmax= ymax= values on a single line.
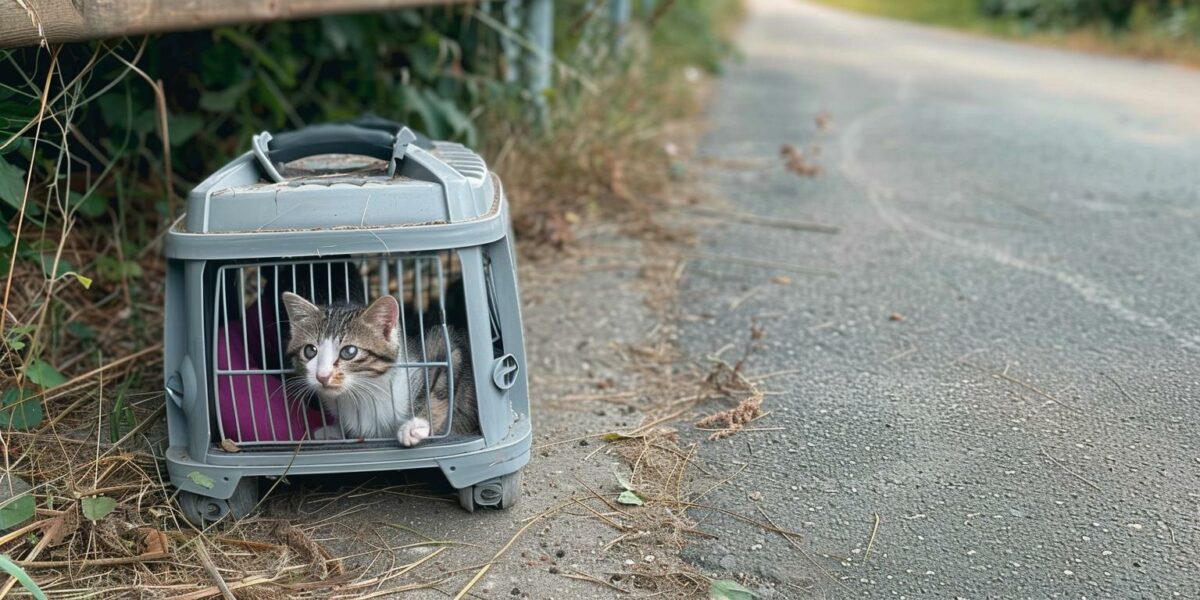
xmin=280 ymin=292 xmax=478 ymax=446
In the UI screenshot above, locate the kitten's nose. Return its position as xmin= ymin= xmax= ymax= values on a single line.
xmin=316 ymin=370 xmax=332 ymax=385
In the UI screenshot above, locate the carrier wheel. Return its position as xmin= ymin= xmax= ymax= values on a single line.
xmin=178 ymin=477 xmax=259 ymax=527
xmin=458 ymin=471 xmax=521 ymax=513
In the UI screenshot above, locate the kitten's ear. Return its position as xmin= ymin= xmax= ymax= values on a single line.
xmin=281 ymin=292 xmax=320 ymax=323
xmin=362 ymin=296 xmax=400 ymax=340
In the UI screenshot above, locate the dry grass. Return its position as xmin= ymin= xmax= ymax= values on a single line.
xmin=488 ymin=77 xmax=700 ymax=255
xmin=1021 ymin=27 xmax=1200 ymax=69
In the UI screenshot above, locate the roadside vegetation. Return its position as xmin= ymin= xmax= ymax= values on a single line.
xmin=814 ymin=0 xmax=1200 ymax=66
xmin=0 ymin=1 xmax=740 ymax=596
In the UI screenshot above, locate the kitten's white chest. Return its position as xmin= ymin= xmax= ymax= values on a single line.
xmin=323 ymin=368 xmax=412 ymax=439
xmin=388 ymin=367 xmax=413 ymax=420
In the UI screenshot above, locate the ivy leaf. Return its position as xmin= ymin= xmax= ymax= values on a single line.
xmin=96 ymin=93 xmax=134 ymax=131
xmin=199 ymin=79 xmax=253 ymax=112
xmin=24 ymin=359 xmax=66 ymax=389
xmin=616 ymin=490 xmax=644 ymax=506
xmin=0 ymin=226 xmax=13 ymax=248
xmin=0 ymin=487 xmax=35 ymax=530
xmin=1 ymin=387 xmax=43 ymax=430
xmin=3 ymin=325 xmax=30 ymax=351
xmin=186 ymin=471 xmax=215 ymax=489
xmin=68 ymin=191 xmax=107 ymax=218
xmin=167 ymin=114 xmax=205 ymax=147
xmin=81 ymin=496 xmax=118 ymax=521
xmin=708 ymin=579 xmax=758 ymax=600
xmin=0 ymin=156 xmax=25 ymax=210
xmin=37 ymin=254 xmax=72 ymax=279
xmin=66 ymin=322 xmax=96 ymax=341
xmin=96 ymin=255 xmax=143 ymax=282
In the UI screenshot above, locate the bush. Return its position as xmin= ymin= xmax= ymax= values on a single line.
xmin=978 ymin=0 xmax=1200 ymax=36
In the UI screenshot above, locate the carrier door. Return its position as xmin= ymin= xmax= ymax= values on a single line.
xmin=457 ymin=246 xmax=510 ymax=446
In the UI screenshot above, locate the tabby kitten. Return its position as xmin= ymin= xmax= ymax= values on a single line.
xmin=280 ymin=292 xmax=478 ymax=446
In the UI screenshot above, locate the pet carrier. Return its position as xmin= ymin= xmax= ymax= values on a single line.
xmin=163 ymin=123 xmax=530 ymax=526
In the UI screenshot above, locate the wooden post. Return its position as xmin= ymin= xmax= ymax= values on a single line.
xmin=0 ymin=0 xmax=468 ymax=48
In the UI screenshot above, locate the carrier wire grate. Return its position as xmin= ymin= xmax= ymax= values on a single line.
xmin=209 ymin=253 xmax=468 ymax=450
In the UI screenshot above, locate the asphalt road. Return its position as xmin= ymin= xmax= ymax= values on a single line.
xmin=679 ymin=1 xmax=1200 ymax=598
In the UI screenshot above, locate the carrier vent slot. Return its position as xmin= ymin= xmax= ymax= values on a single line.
xmin=434 ymin=143 xmax=488 ymax=181
xmin=482 ymin=252 xmax=504 ymax=358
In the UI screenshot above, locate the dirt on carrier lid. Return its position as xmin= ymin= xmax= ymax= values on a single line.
xmin=278 ymin=153 xmax=390 ymax=180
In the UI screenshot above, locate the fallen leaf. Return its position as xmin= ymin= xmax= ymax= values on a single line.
xmin=616 ymin=490 xmax=644 ymax=506
xmin=186 ymin=471 xmax=215 ymax=489
xmin=780 ymin=143 xmax=822 ymax=177
xmin=709 ymin=579 xmax=758 ymax=599
xmin=81 ymin=496 xmax=117 ymax=521
xmin=220 ymin=438 xmax=241 ymax=453
xmin=771 ymin=275 xmax=791 ymax=285
xmin=815 ymin=111 xmax=833 ymax=131
xmin=62 ymin=271 xmax=92 ymax=289
xmin=137 ymin=527 xmax=171 ymax=556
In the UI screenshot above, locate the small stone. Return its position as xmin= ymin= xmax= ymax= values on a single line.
xmin=555 ymin=549 xmax=566 ymax=558
xmin=644 ymin=555 xmax=656 ymax=563
xmin=549 ymin=567 xmax=560 ymax=575
xmin=719 ymin=554 xmax=736 ymax=570
xmin=749 ymin=491 xmax=763 ymax=502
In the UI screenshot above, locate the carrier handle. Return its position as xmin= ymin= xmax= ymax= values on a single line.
xmin=344 ymin=115 xmax=435 ymax=150
xmin=251 ymin=124 xmax=418 ymax=183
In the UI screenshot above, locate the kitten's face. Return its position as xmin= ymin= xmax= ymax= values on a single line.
xmin=281 ymin=292 xmax=399 ymax=398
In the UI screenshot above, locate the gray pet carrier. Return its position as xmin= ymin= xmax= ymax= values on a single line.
xmin=162 ymin=123 xmax=530 ymax=526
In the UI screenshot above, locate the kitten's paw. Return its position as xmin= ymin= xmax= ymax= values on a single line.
xmin=309 ymin=425 xmax=341 ymax=441
xmin=397 ymin=418 xmax=431 ymax=447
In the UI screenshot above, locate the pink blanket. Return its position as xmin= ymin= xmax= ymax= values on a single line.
xmin=215 ymin=323 xmax=327 ymax=442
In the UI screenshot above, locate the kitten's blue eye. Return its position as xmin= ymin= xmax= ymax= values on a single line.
xmin=302 ymin=344 xmax=317 ymax=360
xmin=339 ymin=345 xmax=358 ymax=361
